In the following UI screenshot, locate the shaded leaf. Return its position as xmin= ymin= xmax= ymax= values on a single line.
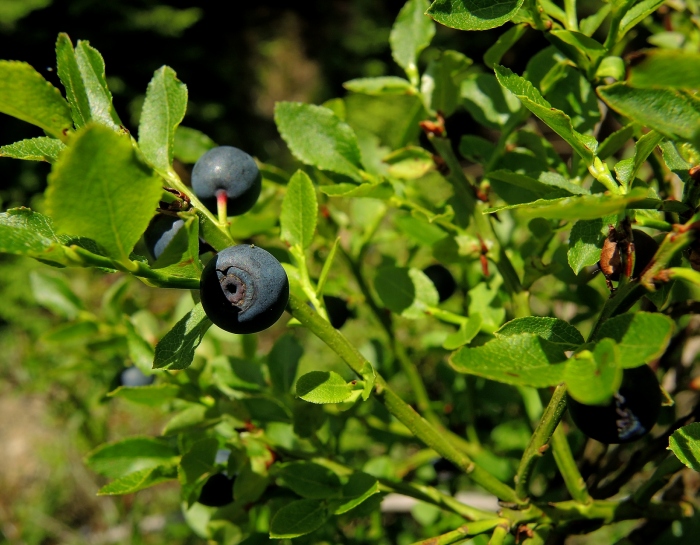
xmin=343 ymin=77 xmax=414 ymax=95
xmin=108 ymin=384 xmax=180 ymax=407
xmin=568 ymin=216 xmax=616 ymax=274
xmin=173 ymin=126 xmax=217 ymax=164
xmin=269 ymin=499 xmax=329 ymax=539
xmin=153 ymin=303 xmax=212 ymax=370
xmin=275 ymin=461 xmax=342 ymax=499
xmin=268 ymin=334 xmax=304 ymax=394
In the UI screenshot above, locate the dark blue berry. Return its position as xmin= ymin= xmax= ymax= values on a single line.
xmin=191 ymin=146 xmax=262 ymax=216
xmin=200 ymin=245 xmax=289 ymax=334
xmin=324 ymin=295 xmax=353 ymax=329
xmin=423 ymin=264 xmax=457 ymax=303
xmin=567 ymin=365 xmax=661 ymax=444
xmin=198 ymin=473 xmax=235 ymax=507
xmin=120 ymin=366 xmax=155 ymax=387
xmin=144 ymin=215 xmax=185 ymax=260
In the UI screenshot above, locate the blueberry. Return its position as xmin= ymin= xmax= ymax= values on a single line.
xmin=324 ymin=295 xmax=353 ymax=329
xmin=191 ymin=146 xmax=262 ymax=216
xmin=120 ymin=366 xmax=155 ymax=387
xmin=200 ymin=245 xmax=289 ymax=334
xmin=423 ymin=264 xmax=457 ymax=302
xmin=567 ymin=365 xmax=661 ymax=444
xmin=144 ymin=215 xmax=185 ymax=260
xmin=198 ymin=473 xmax=235 ymax=507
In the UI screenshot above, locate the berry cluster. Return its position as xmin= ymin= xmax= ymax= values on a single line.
xmin=145 ymin=146 xmax=289 ymax=334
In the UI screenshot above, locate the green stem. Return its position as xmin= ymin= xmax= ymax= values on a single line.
xmin=488 ymin=524 xmax=510 ymax=545
xmin=551 ymin=425 xmax=592 ymax=504
xmin=410 ymin=521 xmax=506 ymax=545
xmin=564 ymin=0 xmax=578 ymax=30
xmin=515 ymin=384 xmax=569 ymax=502
xmin=64 ymin=246 xmax=200 ymax=289
xmin=526 ymin=0 xmax=547 ymax=31
xmin=291 ymin=245 xmax=328 ymax=321
xmin=287 ymin=294 xmax=519 ymax=503
xmin=382 ymin=480 xmax=498 ymax=522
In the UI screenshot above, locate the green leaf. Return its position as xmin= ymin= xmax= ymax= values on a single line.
xmin=494 ymin=65 xmax=597 ymax=163
xmin=374 ymin=266 xmax=439 ymax=318
xmin=179 ymin=438 xmax=218 ymax=506
xmin=46 ymin=124 xmax=162 ymax=263
xmin=564 ymin=339 xmax=622 ymax=405
xmin=280 ymin=170 xmax=318 ymax=249
xmin=97 ymin=464 xmax=177 ymax=496
xmin=275 ymin=461 xmax=342 ymax=499
xmin=125 ymin=319 xmax=154 ymax=374
xmin=597 ymin=124 xmax=635 ymax=160
xmin=108 ymin=384 xmax=180 ymax=406
xmin=443 ymin=313 xmax=482 ymax=350
xmin=319 ymin=182 xmax=393 ymax=199
xmin=627 ymin=50 xmax=700 ymax=90
xmin=173 ymin=126 xmax=217 ymax=164
xmin=0 ymin=60 xmax=72 ymax=140
xmin=460 ymin=73 xmax=522 ymax=130
xmin=383 ymin=146 xmax=435 ymax=180
xmin=487 ymin=170 xmax=587 ymax=197
xmin=153 ymin=303 xmax=212 ymax=370
xmin=268 ymin=334 xmax=303 ymax=394
xmin=427 ymin=0 xmax=525 ymax=31
xmin=598 ymin=83 xmax=700 ymax=144
xmin=163 ymin=404 xmax=220 ymax=436
xmin=151 ymin=214 xmax=203 ymax=280
xmin=669 ymin=423 xmax=700 ymax=472
xmin=138 ymin=66 xmax=188 ymax=178
xmin=0 ymin=208 xmax=71 ymax=264
xmin=484 ymin=188 xmax=650 ymax=220
xmin=343 ymin=77 xmax=414 ymax=95
xmin=548 ymin=30 xmax=606 ymax=72
xmin=333 ymin=472 xmax=380 ymax=515
xmin=269 ymin=499 xmax=329 ymax=539
xmin=390 ymin=0 xmax=435 ymax=85
xmin=86 ymin=437 xmax=178 ymax=479
xmin=580 ymin=4 xmax=611 ymax=36
xmin=567 ymin=216 xmax=616 ymax=275
xmin=449 ymin=333 xmax=567 ymax=388
xmin=0 ymin=137 xmax=66 ymax=163
xmin=496 ymin=317 xmax=584 ymax=349
xmin=360 ymin=362 xmax=376 ymax=401
xmin=594 ymin=312 xmax=674 ymax=369
xmin=211 ymin=356 xmax=265 ymax=394
xmin=421 ymin=50 xmax=473 ymax=117
xmin=274 ymin=102 xmax=363 ymax=180
xmin=234 ymin=462 xmax=270 ymax=504
xmin=30 ymin=270 xmax=83 ymax=319
xmin=296 ymin=370 xmax=354 ymax=404
xmin=619 ymin=0 xmax=666 ymax=38
xmin=55 ymin=33 xmax=121 ymax=130
xmin=614 ymin=130 xmax=663 ymax=188
xmin=484 ymin=23 xmax=527 ymax=69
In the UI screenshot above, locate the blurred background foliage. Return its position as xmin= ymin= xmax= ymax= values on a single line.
xmin=0 ymin=1 xmax=690 ymax=543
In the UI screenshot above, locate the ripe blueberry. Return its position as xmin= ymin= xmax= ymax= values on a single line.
xmin=198 ymin=473 xmax=235 ymax=507
xmin=120 ymin=366 xmax=155 ymax=387
xmin=423 ymin=264 xmax=457 ymax=302
xmin=324 ymin=295 xmax=353 ymax=329
xmin=567 ymin=365 xmax=661 ymax=444
xmin=200 ymin=245 xmax=289 ymax=334
xmin=191 ymin=146 xmax=262 ymax=216
xmin=144 ymin=215 xmax=185 ymax=260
